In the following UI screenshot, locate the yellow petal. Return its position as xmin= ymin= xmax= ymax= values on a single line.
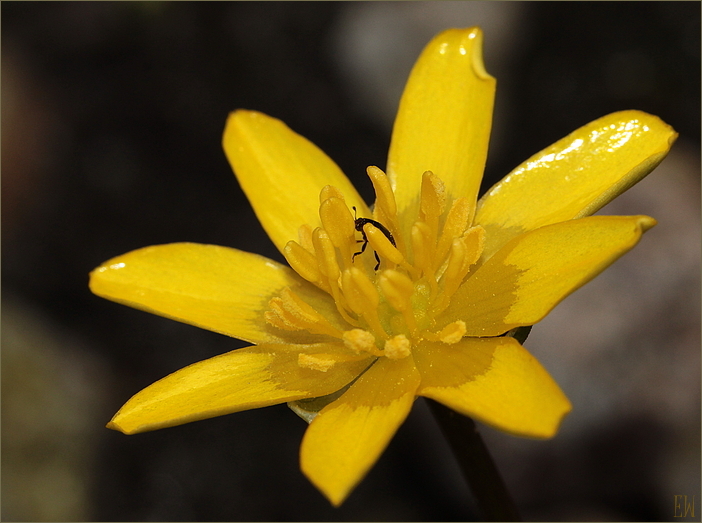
xmin=415 ymin=337 xmax=571 ymax=438
xmin=387 ymin=27 xmax=495 ymax=241
xmin=300 ymin=356 xmax=420 ymax=506
xmin=107 ymin=343 xmax=373 ymax=434
xmin=89 ymin=242 xmax=338 ymax=344
xmin=440 ymin=215 xmax=656 ymax=336
xmin=476 ymin=110 xmax=677 ymax=260
xmin=223 ymin=110 xmax=370 ymax=252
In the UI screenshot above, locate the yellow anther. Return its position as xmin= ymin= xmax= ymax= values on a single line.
xmin=366 ymin=165 xmax=398 ymax=222
xmin=312 ymin=227 xmax=340 ymax=282
xmin=378 ymin=270 xmax=419 ymax=335
xmin=319 ymin=185 xmax=346 ymax=203
xmin=438 ymin=320 xmax=466 ymax=344
xmin=264 ymin=302 xmax=298 ymax=331
xmin=384 ymin=334 xmax=411 ymax=359
xmin=341 ymin=267 xmax=380 ymax=313
xmin=435 ymin=197 xmax=471 ymax=268
xmin=364 ymin=223 xmax=404 ymax=266
xmin=444 ymin=238 xmax=468 ymax=286
xmin=297 ymin=224 xmax=315 ymax=252
xmin=432 ymin=230 xmax=481 ymax=316
xmin=319 ymin=197 xmax=356 ymax=263
xmin=434 ymin=240 xmax=471 ymax=313
xmin=378 ymin=269 xmax=414 ymax=312
xmin=419 ymin=171 xmax=446 ymax=227
xmin=411 ymin=220 xmax=433 ymax=274
xmin=298 ymin=353 xmax=336 ymax=372
xmin=341 ymin=268 xmax=388 ymax=339
xmin=343 ymin=329 xmax=382 ymax=356
xmin=283 ymin=240 xmax=327 ymax=290
xmin=461 ymin=225 xmax=486 ymax=269
xmin=267 ymin=288 xmax=343 ymax=338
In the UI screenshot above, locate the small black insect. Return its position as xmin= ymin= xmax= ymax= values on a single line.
xmin=352 ymin=206 xmax=396 ymax=270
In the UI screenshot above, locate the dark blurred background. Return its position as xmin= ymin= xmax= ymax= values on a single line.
xmin=2 ymin=2 xmax=700 ymax=521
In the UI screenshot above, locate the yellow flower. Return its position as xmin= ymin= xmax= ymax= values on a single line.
xmin=90 ymin=27 xmax=677 ymax=506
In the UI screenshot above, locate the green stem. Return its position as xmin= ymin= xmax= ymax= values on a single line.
xmin=427 ymin=398 xmax=521 ymax=521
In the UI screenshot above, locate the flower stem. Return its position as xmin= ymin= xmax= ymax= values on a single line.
xmin=427 ymin=398 xmax=521 ymax=521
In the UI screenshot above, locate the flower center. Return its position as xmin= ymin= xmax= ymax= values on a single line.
xmin=265 ymin=166 xmax=485 ymax=369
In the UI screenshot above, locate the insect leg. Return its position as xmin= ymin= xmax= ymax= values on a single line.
xmin=352 ymin=230 xmax=369 ymax=262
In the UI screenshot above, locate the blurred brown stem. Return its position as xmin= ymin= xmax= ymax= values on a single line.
xmin=427 ymin=399 xmax=521 ymax=521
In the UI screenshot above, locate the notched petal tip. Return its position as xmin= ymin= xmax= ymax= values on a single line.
xmin=432 ymin=26 xmax=493 ymax=80
xmin=388 ymin=26 xmax=495 ymax=235
xmin=470 ymin=34 xmax=492 ymax=81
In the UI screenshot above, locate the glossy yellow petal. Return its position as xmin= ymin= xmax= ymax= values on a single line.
xmin=415 ymin=337 xmax=571 ymax=438
xmin=300 ymin=356 xmax=420 ymax=506
xmin=223 ymin=110 xmax=370 ymax=252
xmin=387 ymin=27 xmax=495 ymax=240
xmin=440 ymin=215 xmax=656 ymax=336
xmin=476 ymin=110 xmax=677 ymax=259
xmin=89 ymin=242 xmax=339 ymax=344
xmin=108 ymin=343 xmax=373 ymax=435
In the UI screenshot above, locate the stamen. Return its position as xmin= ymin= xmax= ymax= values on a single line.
xmin=297 ymin=224 xmax=316 ymax=252
xmin=461 ymin=225 xmax=486 ymax=269
xmin=363 ymin=223 xmax=405 ymax=266
xmin=411 ymin=220 xmax=433 ymax=276
xmin=283 ymin=240 xmax=329 ymax=291
xmin=438 ymin=320 xmax=467 ymax=344
xmin=443 ymin=238 xmax=468 ymax=292
xmin=432 ymin=226 xmax=485 ymax=316
xmin=298 ymin=351 xmax=370 ymax=371
xmin=343 ymin=329 xmax=383 ymax=357
xmin=319 ymin=196 xmax=355 ymax=263
xmin=276 ymin=169 xmax=486 ymax=364
xmin=378 ymin=269 xmax=419 ymax=335
xmin=378 ymin=270 xmax=413 ymax=311
xmin=298 ymin=353 xmax=337 ymax=372
xmin=384 ymin=334 xmax=411 ymax=359
xmin=341 ymin=268 xmax=379 ymax=313
xmin=419 ymin=171 xmax=446 ymax=240
xmin=435 ymin=197 xmax=471 ymax=270
xmin=319 ymin=185 xmax=346 ymax=203
xmin=264 ymin=304 xmax=298 ymax=331
xmin=341 ymin=268 xmax=388 ymax=339
xmin=312 ymin=227 xmax=340 ymax=284
xmin=268 ymin=288 xmax=343 ymax=338
xmin=366 ymin=166 xmax=404 ymax=255
xmin=366 ymin=166 xmax=397 ymax=219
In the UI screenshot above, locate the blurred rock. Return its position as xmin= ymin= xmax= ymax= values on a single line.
xmin=2 ymin=297 xmax=109 ymax=521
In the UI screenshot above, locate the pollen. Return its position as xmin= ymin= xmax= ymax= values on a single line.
xmin=268 ymin=167 xmax=486 ymax=366
xmin=438 ymin=320 xmax=467 ymax=344
xmin=384 ymin=335 xmax=411 ymax=359
xmin=298 ymin=353 xmax=337 ymax=372
xmin=343 ymin=329 xmax=379 ymax=354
